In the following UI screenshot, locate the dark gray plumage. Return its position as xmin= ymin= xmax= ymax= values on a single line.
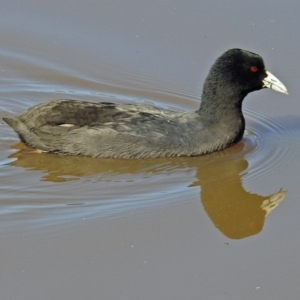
xmin=3 ymin=49 xmax=287 ymax=158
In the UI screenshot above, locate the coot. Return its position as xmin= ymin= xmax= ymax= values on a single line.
xmin=3 ymin=49 xmax=288 ymax=158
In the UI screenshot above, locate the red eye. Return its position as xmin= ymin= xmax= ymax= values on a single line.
xmin=251 ymin=66 xmax=258 ymax=73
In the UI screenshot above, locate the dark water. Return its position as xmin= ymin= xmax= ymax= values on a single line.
xmin=1 ymin=1 xmax=300 ymax=299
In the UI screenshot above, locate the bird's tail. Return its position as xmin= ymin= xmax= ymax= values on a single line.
xmin=3 ymin=117 xmax=49 ymax=151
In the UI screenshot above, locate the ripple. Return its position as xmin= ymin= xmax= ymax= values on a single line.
xmin=243 ymin=106 xmax=300 ymax=183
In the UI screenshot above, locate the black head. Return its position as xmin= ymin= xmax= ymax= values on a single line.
xmin=199 ymin=48 xmax=287 ymax=118
xmin=202 ymin=48 xmax=287 ymax=104
xmin=212 ymin=49 xmax=268 ymax=94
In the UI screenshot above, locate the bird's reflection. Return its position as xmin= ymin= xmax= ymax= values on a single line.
xmin=8 ymin=141 xmax=286 ymax=239
xmin=190 ymin=153 xmax=286 ymax=239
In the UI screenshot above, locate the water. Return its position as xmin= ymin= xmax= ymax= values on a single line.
xmin=1 ymin=1 xmax=300 ymax=299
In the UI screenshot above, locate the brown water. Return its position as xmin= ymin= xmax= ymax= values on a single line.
xmin=1 ymin=1 xmax=300 ymax=299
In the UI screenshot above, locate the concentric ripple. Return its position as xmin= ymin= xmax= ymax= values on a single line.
xmin=243 ymin=105 xmax=300 ymax=184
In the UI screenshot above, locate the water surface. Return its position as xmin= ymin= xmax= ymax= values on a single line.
xmin=1 ymin=1 xmax=300 ymax=299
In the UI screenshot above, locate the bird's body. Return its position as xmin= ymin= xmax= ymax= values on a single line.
xmin=3 ymin=49 xmax=288 ymax=158
xmin=4 ymin=99 xmax=244 ymax=158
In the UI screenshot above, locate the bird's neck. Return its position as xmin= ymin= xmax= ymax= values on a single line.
xmin=195 ymin=82 xmax=247 ymax=146
xmin=197 ymin=79 xmax=246 ymax=123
